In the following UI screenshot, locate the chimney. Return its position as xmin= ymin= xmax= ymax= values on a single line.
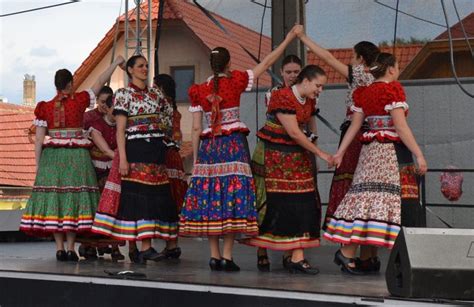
xmin=23 ymin=74 xmax=36 ymax=107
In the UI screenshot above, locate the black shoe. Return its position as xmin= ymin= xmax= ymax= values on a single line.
xmin=137 ymin=247 xmax=161 ymax=264
xmin=97 ymin=246 xmax=112 ymax=257
xmin=333 ymin=250 xmax=366 ymax=275
xmin=282 ymin=255 xmax=291 ymax=269
xmin=56 ymin=250 xmax=67 ymax=262
xmin=209 ymin=257 xmax=222 ymax=271
xmin=66 ymin=250 xmax=79 ymax=262
xmin=111 ymin=248 xmax=125 ymax=261
xmin=287 ymin=260 xmax=319 ymax=275
xmin=158 ymin=247 xmax=182 ymax=260
xmin=221 ymin=258 xmax=240 ymax=272
xmin=371 ymin=257 xmax=381 ymax=272
xmin=356 ymin=257 xmax=381 ymax=273
xmin=129 ymin=248 xmax=140 ymax=264
xmin=257 ymin=254 xmax=270 ymax=272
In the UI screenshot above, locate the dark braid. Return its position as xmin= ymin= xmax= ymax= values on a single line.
xmin=154 ymin=74 xmax=177 ymax=109
xmin=209 ymin=47 xmax=230 ymax=94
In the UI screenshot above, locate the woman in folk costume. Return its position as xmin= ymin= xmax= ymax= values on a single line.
xmin=179 ymin=25 xmax=303 ymax=272
xmin=324 ymin=53 xmax=427 ymax=274
xmin=79 ymin=89 xmax=126 ymax=261
xmin=264 ymin=54 xmax=303 ymax=106
xmin=244 ymin=65 xmax=331 ymax=275
xmin=20 ymin=56 xmax=125 ymax=261
xmin=92 ymin=55 xmax=178 ymax=264
xmin=153 ymin=74 xmax=188 ymax=260
xmin=255 ymin=54 xmax=312 ymax=271
xmin=297 ymin=33 xmax=383 ymax=272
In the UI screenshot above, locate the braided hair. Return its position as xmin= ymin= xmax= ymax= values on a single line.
xmin=209 ymin=47 xmax=230 ymax=94
xmin=154 ymin=74 xmax=177 ymax=110
xmin=369 ymin=53 xmax=396 ymax=79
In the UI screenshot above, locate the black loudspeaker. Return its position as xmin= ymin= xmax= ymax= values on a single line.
xmin=386 ymin=227 xmax=474 ymax=300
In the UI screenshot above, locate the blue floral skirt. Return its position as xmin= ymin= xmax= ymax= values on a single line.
xmin=179 ymin=133 xmax=258 ymax=237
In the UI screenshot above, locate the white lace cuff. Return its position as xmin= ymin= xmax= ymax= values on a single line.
xmin=189 ymin=105 xmax=203 ymax=113
xmin=350 ymin=105 xmax=364 ymax=113
xmin=245 ymin=69 xmax=254 ymax=92
xmin=33 ymin=119 xmax=47 ymax=127
xmin=86 ymin=88 xmax=96 ymax=109
xmin=385 ymin=101 xmax=409 ymax=112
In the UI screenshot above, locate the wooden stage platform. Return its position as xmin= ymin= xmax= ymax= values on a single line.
xmin=0 ymin=238 xmax=470 ymax=306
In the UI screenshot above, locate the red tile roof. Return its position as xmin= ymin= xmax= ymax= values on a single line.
xmin=436 ymin=12 xmax=474 ymax=40
xmin=74 ymin=0 xmax=272 ymax=90
xmin=0 ymin=103 xmax=36 ymax=187
xmin=307 ymin=45 xmax=424 ymax=84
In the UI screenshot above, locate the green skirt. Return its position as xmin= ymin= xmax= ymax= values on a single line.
xmin=20 ymin=147 xmax=100 ymax=236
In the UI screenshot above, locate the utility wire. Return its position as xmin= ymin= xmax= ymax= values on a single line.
xmin=0 ymin=1 xmax=80 ymax=18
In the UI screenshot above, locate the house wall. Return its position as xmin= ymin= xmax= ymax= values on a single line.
xmin=77 ymin=20 xmax=213 ymax=142
xmin=411 ymin=51 xmax=474 ymax=79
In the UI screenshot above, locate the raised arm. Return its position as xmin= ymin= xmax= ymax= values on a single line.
xmin=90 ymin=56 xmax=125 ymax=96
xmin=277 ymin=113 xmax=331 ymax=162
xmin=391 ymin=109 xmax=427 ymax=175
xmin=298 ymin=33 xmax=349 ymax=78
xmin=251 ymin=25 xmax=299 ymax=79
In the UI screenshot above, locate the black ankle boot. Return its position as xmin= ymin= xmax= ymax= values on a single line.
xmin=66 ymin=250 xmax=79 ymax=262
xmin=209 ymin=257 xmax=222 ymax=271
xmin=137 ymin=247 xmax=160 ymax=264
xmin=221 ymin=258 xmax=240 ymax=272
xmin=158 ymin=247 xmax=182 ymax=260
xmin=56 ymin=250 xmax=67 ymax=262
xmin=334 ymin=250 xmax=365 ymax=275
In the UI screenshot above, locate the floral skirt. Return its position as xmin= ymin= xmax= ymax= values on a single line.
xmin=92 ymin=138 xmax=178 ymax=241
xmin=165 ymin=147 xmax=188 ymax=213
xmin=20 ymin=147 xmax=100 ymax=236
xmin=179 ymin=133 xmax=258 ymax=237
xmin=323 ymin=142 xmax=423 ymax=249
xmin=244 ymin=141 xmax=321 ymax=251
xmin=324 ymin=121 xmax=363 ymax=230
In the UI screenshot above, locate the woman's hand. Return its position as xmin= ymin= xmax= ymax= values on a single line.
xmin=416 ymin=155 xmax=428 ymax=176
xmin=292 ymin=24 xmax=304 ymax=38
xmin=317 ymin=150 xmax=332 ymax=164
xmin=331 ymin=152 xmax=344 ymax=168
xmin=115 ymin=55 xmax=126 ymax=70
xmin=290 ymin=24 xmax=304 ymax=38
xmin=119 ymin=159 xmax=129 ymax=176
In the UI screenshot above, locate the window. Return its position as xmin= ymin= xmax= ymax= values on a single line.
xmin=170 ymin=66 xmax=195 ymax=103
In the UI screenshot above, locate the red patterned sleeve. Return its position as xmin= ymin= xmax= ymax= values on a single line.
xmin=384 ymin=81 xmax=408 ymax=113
xmin=267 ymin=90 xmax=296 ymax=115
xmin=188 ymin=84 xmax=203 ymax=113
xmin=231 ymin=70 xmax=254 ymax=93
xmin=75 ymin=89 xmax=95 ymax=111
xmin=33 ymin=102 xmax=48 ymax=127
xmin=351 ymin=86 xmax=366 ymax=113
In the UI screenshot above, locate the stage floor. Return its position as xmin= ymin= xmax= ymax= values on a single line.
xmin=0 ymin=238 xmax=469 ymax=306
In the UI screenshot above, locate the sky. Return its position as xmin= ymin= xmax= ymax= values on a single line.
xmin=0 ymin=0 xmax=472 ymax=104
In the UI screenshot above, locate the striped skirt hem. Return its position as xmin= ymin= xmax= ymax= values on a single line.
xmin=323 ymin=218 xmax=400 ymax=248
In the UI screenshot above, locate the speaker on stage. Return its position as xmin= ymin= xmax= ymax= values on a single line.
xmin=386 ymin=227 xmax=474 ymax=300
